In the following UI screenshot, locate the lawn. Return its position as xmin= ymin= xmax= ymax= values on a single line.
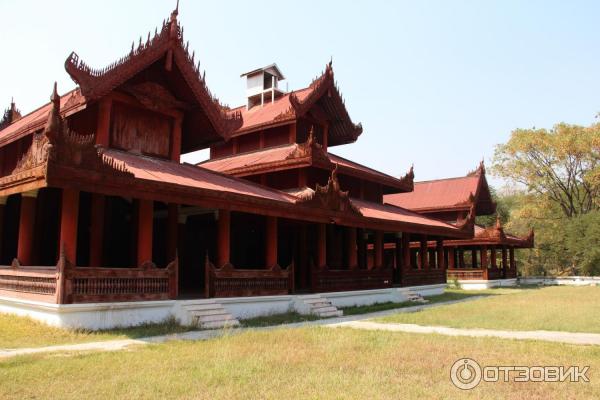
xmin=0 ymin=314 xmax=193 ymax=349
xmin=1 ymin=327 xmax=598 ymax=399
xmin=375 ymin=286 xmax=600 ymax=333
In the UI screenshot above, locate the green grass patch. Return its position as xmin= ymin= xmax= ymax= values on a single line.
xmin=1 ymin=327 xmax=599 ymax=399
xmin=0 ymin=315 xmax=193 ymax=349
xmin=375 ymin=286 xmax=600 ymax=333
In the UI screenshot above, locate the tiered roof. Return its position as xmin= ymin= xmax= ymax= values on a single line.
xmin=228 ymin=62 xmax=362 ymax=146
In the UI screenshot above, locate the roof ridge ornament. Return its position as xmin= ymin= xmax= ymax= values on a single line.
xmin=0 ymin=97 xmax=23 ymax=130
xmin=467 ymin=159 xmax=486 ymax=177
xmin=44 ymin=82 xmax=61 ymax=143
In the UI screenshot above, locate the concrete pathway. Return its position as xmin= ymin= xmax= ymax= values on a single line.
xmin=4 ymin=295 xmax=597 ymax=359
xmin=327 ymin=321 xmax=600 ymax=346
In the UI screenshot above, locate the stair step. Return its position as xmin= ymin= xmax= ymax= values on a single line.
xmin=311 ymin=305 xmax=337 ymax=313
xmin=308 ymin=301 xmax=333 ymax=308
xmin=185 ymin=304 xmax=225 ymax=311
xmin=304 ymin=298 xmax=329 ymax=304
xmin=194 ymin=313 xmax=235 ymax=323
xmin=318 ymin=310 xmax=343 ymax=318
xmin=189 ymin=309 xmax=230 ymax=317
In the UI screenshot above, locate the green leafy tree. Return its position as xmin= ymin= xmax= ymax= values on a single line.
xmin=492 ymin=123 xmax=600 ymax=218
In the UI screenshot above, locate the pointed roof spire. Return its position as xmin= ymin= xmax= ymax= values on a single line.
xmin=495 ymin=214 xmax=502 ymax=230
xmin=0 ymin=97 xmax=23 ymax=130
xmin=44 ymin=82 xmax=61 ymax=142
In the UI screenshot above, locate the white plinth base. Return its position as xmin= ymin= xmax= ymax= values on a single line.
xmin=0 ymin=284 xmax=447 ymax=330
xmin=456 ymin=278 xmax=518 ymax=290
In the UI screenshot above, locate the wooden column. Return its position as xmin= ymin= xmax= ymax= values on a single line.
xmin=289 ymin=123 xmax=297 ymax=144
xmin=448 ymin=247 xmax=456 ymax=269
xmin=299 ymin=224 xmax=308 ymax=288
xmin=501 ymin=246 xmax=508 ymax=270
xmin=95 ymin=97 xmax=112 ymax=147
xmin=322 ymin=123 xmax=329 ymax=151
xmin=471 ymin=249 xmax=478 ymax=268
xmin=217 ymin=210 xmax=231 ymax=266
xmin=402 ymin=233 xmax=411 ymax=270
xmin=317 ymin=223 xmax=326 ymax=268
xmin=436 ymin=239 xmax=445 ymax=270
xmin=60 ymin=189 xmax=79 ymax=265
xmin=394 ymin=233 xmax=402 ymax=283
xmin=419 ymin=237 xmax=428 ymax=270
xmin=89 ymin=194 xmax=105 ymax=267
xmin=137 ymin=199 xmax=153 ymax=266
xmin=170 ymin=116 xmax=183 ymax=162
xmin=480 ymin=246 xmax=488 ymax=269
xmin=347 ymin=227 xmax=358 ymax=269
xmin=166 ymin=204 xmax=178 ymax=262
xmin=0 ymin=197 xmax=5 ymax=261
xmin=18 ymin=191 xmax=38 ymax=265
xmin=490 ymin=246 xmax=497 ymax=268
xmin=374 ymin=231 xmax=383 ymax=269
xmin=509 ymin=247 xmax=515 ymax=269
xmin=265 ymin=216 xmax=278 ymax=267
xmin=459 ymin=249 xmax=465 ymax=268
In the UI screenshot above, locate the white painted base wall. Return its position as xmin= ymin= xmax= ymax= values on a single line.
xmin=456 ymin=278 xmax=518 ymax=290
xmin=0 ymin=284 xmax=447 ymax=330
xmin=519 ymin=276 xmax=600 ymax=286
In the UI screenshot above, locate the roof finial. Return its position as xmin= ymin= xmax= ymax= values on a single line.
xmin=495 ymin=214 xmax=502 ymax=230
xmin=44 ymin=82 xmax=61 ymax=143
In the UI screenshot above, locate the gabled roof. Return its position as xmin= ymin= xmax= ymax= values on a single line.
xmin=0 ymin=89 xmax=85 ymax=147
xmin=229 ymin=62 xmax=362 ymax=146
xmin=198 ymin=134 xmax=414 ymax=192
xmin=63 ymin=7 xmax=241 ymax=141
xmin=240 ymin=63 xmax=285 ymax=79
xmin=444 ymin=218 xmax=534 ymax=248
xmin=384 ymin=161 xmax=495 ymax=216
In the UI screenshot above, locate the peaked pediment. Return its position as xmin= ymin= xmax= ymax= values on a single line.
xmin=64 ymin=7 xmax=241 ymax=144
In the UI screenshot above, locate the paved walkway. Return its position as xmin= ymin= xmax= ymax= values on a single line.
xmin=326 ymin=321 xmax=600 ymax=346
xmin=2 ymin=295 xmax=598 ymax=359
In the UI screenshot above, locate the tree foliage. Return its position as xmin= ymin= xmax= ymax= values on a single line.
xmin=492 ymin=123 xmax=600 ymax=217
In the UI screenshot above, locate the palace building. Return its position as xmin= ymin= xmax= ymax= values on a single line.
xmin=384 ymin=162 xmax=534 ymax=289
xmin=0 ymin=6 xmax=528 ymax=328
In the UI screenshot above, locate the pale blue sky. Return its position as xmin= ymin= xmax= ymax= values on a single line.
xmin=1 ymin=0 xmax=599 ymax=188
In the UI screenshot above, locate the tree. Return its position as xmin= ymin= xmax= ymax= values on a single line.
xmin=492 ymin=123 xmax=600 ymax=218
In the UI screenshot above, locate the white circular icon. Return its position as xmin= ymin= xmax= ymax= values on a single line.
xmin=450 ymin=358 xmax=482 ymax=390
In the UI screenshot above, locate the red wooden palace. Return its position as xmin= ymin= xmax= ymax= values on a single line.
xmin=384 ymin=163 xmax=534 ymax=283
xmin=0 ymin=8 xmax=476 ymax=306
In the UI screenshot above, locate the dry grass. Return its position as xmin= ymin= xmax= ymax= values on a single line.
xmin=1 ymin=327 xmax=598 ymax=399
xmin=0 ymin=314 xmax=192 ymax=349
xmin=376 ymin=286 xmax=600 ymax=333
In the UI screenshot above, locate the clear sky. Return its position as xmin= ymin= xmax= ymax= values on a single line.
xmin=1 ymin=0 xmax=599 ymax=188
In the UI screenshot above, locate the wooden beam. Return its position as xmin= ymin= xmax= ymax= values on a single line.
xmin=217 ymin=209 xmax=231 ymax=266
xmin=18 ymin=191 xmax=37 ymax=266
xmin=137 ymin=199 xmax=153 ymax=266
xmin=60 ymin=189 xmax=79 ymax=265
xmin=89 ymin=193 xmax=105 ymax=267
xmin=265 ymin=216 xmax=278 ymax=267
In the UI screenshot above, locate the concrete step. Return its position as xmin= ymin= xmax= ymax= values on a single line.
xmin=318 ymin=310 xmax=343 ymax=318
xmin=194 ymin=313 xmax=235 ymax=323
xmin=201 ymin=319 xmax=240 ymax=330
xmin=187 ymin=308 xmax=230 ymax=317
xmin=184 ymin=304 xmax=224 ymax=311
xmin=308 ymin=301 xmax=333 ymax=308
xmin=311 ymin=305 xmax=337 ymax=313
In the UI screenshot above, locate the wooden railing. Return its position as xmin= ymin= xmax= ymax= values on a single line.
xmin=0 ymin=254 xmax=177 ymax=304
xmin=0 ymin=260 xmax=59 ymax=302
xmin=310 ymin=264 xmax=393 ymax=293
xmin=401 ymin=268 xmax=446 ymax=287
xmin=64 ymin=259 xmax=177 ymax=303
xmin=205 ymin=258 xmax=294 ymax=298
xmin=447 ymin=266 xmax=516 ymax=281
